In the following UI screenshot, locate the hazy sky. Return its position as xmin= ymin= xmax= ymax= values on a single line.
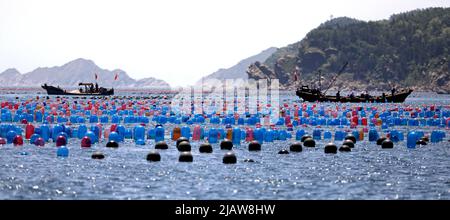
xmin=1 ymin=0 xmax=448 ymax=86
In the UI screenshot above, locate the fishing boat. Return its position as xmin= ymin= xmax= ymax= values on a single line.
xmin=296 ymin=86 xmax=413 ymax=103
xmin=41 ymin=82 xmax=114 ymax=96
xmin=295 ymin=62 xmax=413 ymax=103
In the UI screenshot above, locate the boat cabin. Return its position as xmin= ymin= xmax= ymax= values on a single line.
xmin=78 ymin=82 xmax=99 ymax=93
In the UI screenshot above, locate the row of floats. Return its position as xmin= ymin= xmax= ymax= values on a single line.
xmin=0 ymin=97 xmax=448 ymax=150
xmin=0 ymin=122 xmax=447 ymax=148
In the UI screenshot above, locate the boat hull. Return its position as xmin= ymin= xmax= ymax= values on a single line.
xmin=41 ymin=85 xmax=114 ymax=96
xmin=296 ymin=89 xmax=413 ymax=103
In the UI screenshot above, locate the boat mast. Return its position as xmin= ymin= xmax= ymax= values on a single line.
xmin=322 ymin=62 xmax=348 ymax=95
xmin=318 ymin=70 xmax=322 ymax=91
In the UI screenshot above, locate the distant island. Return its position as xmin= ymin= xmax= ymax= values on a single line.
xmin=247 ymin=7 xmax=450 ymax=93
xmin=0 ymin=58 xmax=170 ymax=89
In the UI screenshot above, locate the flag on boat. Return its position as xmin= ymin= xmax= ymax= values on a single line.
xmin=293 ymin=67 xmax=299 ymax=81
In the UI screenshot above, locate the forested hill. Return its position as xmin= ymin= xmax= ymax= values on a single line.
xmin=247 ymin=7 xmax=450 ymax=93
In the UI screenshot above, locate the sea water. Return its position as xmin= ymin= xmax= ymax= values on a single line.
xmin=0 ymin=91 xmax=449 ymax=199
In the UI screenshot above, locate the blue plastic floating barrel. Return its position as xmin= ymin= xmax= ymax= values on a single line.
xmin=40 ymin=124 xmax=50 ymax=142
xmin=65 ymin=127 xmax=73 ymax=138
xmin=415 ymin=131 xmax=424 ymax=139
xmin=159 ymin=116 xmax=168 ymax=124
xmin=208 ymin=128 xmax=218 ymax=144
xmin=124 ymin=128 xmax=133 ymax=139
xmin=139 ymin=116 xmax=149 ymax=124
xmin=147 ymin=128 xmax=155 ymax=139
xmin=431 ymin=131 xmax=442 ymax=143
xmin=69 ymin=116 xmax=78 ymax=126
xmin=100 ymin=116 xmax=109 ymax=123
xmin=181 ymin=126 xmax=191 ymax=139
xmin=56 ymin=146 xmax=69 ymax=157
xmin=77 ymin=116 xmax=86 ymax=124
xmin=390 ymin=130 xmax=400 ymax=142
xmin=279 ymin=130 xmax=288 ymax=141
xmin=56 ymin=116 xmax=67 ymax=123
xmin=30 ymin=134 xmax=41 ymax=144
xmin=217 ymin=128 xmax=225 ymax=140
xmin=86 ymin=131 xmax=97 ymax=144
xmin=313 ymin=129 xmax=321 ymax=140
xmin=116 ymin=125 xmax=125 ymax=141
xmin=155 ymin=126 xmax=164 ymax=142
xmin=323 ymin=131 xmax=332 ymax=140
xmin=168 ymin=116 xmax=177 ymax=123
xmin=398 ymin=131 xmax=404 ymax=141
xmin=369 ymin=129 xmax=378 ymax=142
xmin=89 ymin=125 xmax=99 ymax=139
xmin=135 ymin=139 xmax=145 ymax=145
xmin=6 ymin=130 xmax=17 ymax=144
xmin=1 ymin=112 xmax=12 ymax=122
xmin=232 ymin=127 xmax=241 ymax=145
xmin=296 ymin=129 xmax=305 ymax=140
xmin=35 ymin=112 xmax=43 ymax=122
xmin=52 ymin=125 xmax=63 ymax=141
xmin=407 ymin=131 xmax=417 ymax=149
xmin=109 ymin=132 xmax=120 ymax=142
xmin=111 ymin=115 xmax=120 ymax=123
xmin=272 ymin=130 xmax=280 ymax=140
xmin=352 ymin=130 xmax=360 ymax=141
xmin=134 ymin=125 xmax=145 ymax=141
xmin=77 ymin=125 xmax=87 ymax=139
xmin=210 ymin=117 xmax=220 ymax=124
xmin=276 ymin=117 xmax=285 ymax=126
xmin=264 ymin=129 xmax=274 ymax=142
xmin=335 ymin=130 xmax=345 ymax=141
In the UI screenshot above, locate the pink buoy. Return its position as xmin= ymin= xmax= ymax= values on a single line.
xmin=0 ymin=137 xmax=6 ymax=145
xmin=104 ymin=128 xmax=110 ymax=140
xmin=192 ymin=125 xmax=201 ymax=141
xmin=346 ymin=112 xmax=351 ymax=118
xmin=81 ymin=136 xmax=92 ymax=148
xmin=245 ymin=128 xmax=254 ymax=142
xmin=331 ymin=111 xmax=338 ymax=118
xmin=55 ymin=135 xmax=67 ymax=147
xmin=285 ymin=116 xmax=291 ymax=126
xmin=96 ymin=123 xmax=102 ymax=140
xmin=13 ymin=135 xmax=24 ymax=146
xmin=46 ymin=115 xmax=52 ymax=123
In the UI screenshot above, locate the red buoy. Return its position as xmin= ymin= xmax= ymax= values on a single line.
xmin=13 ymin=135 xmax=24 ymax=146
xmin=81 ymin=136 xmax=92 ymax=148
xmin=55 ymin=135 xmax=67 ymax=147
xmin=25 ymin=123 xmax=35 ymax=140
